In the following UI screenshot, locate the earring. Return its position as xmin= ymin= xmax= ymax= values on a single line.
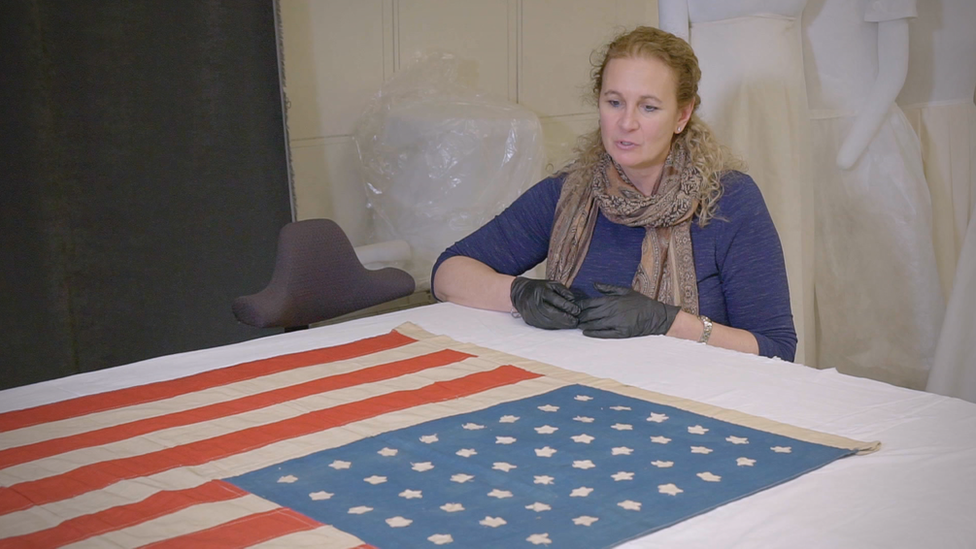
xmin=676 ymin=126 xmax=683 ymax=133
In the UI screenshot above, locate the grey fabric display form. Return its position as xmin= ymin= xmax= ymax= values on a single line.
xmin=233 ymin=219 xmax=416 ymax=329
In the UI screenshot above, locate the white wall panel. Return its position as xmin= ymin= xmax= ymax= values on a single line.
xmin=281 ymin=0 xmax=387 ymax=140
xmin=397 ymin=0 xmax=514 ymax=100
xmin=520 ymin=0 xmax=658 ymax=117
xmin=290 ymin=138 xmax=370 ymax=246
xmin=540 ymin=113 xmax=599 ymax=171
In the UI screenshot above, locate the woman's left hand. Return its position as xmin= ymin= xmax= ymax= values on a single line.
xmin=577 ymin=283 xmax=680 ymax=338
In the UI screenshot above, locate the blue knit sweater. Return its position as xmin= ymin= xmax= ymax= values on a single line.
xmin=432 ymin=171 xmax=797 ymax=361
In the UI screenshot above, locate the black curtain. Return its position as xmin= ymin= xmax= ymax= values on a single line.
xmin=1 ymin=0 xmax=292 ymax=390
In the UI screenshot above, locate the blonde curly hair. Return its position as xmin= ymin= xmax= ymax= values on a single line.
xmin=559 ymin=26 xmax=742 ymax=226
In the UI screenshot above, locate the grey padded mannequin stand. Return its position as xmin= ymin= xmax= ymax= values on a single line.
xmin=232 ymin=219 xmax=416 ymax=331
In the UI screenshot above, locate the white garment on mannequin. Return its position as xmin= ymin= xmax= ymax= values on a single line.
xmin=927 ymin=200 xmax=976 ymax=403
xmin=662 ymin=0 xmax=817 ymax=366
xmin=658 ymin=0 xmax=807 ymax=38
xmin=897 ymin=0 xmax=976 ymax=299
xmin=804 ymin=0 xmax=944 ymax=389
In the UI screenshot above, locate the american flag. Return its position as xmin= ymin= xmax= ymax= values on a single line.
xmin=0 ymin=323 xmax=876 ymax=548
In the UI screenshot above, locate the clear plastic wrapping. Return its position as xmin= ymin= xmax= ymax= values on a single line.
xmin=355 ymin=52 xmax=545 ymax=289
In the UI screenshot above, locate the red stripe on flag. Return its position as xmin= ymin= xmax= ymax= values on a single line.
xmin=0 ymin=480 xmax=248 ymax=548
xmin=0 ymin=349 xmax=473 ymax=469
xmin=0 ymin=331 xmax=415 ymax=433
xmin=138 ymin=507 xmax=322 ymax=549
xmin=0 ymin=366 xmax=541 ymax=515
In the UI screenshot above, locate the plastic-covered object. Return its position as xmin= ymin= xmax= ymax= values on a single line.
xmin=355 ymin=52 xmax=545 ymax=289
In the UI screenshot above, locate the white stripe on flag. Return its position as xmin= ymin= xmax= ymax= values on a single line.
xmin=60 ymin=494 xmax=279 ymax=549
xmin=246 ymin=525 xmax=367 ymax=549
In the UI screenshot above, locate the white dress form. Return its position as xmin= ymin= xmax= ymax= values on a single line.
xmin=803 ymin=0 xmax=944 ymax=389
xmin=660 ymin=0 xmax=817 ymax=367
xmin=896 ymin=0 xmax=976 ymax=299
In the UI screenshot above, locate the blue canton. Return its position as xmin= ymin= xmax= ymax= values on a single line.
xmin=226 ymin=385 xmax=852 ymax=548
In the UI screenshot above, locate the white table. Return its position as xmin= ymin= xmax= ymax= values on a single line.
xmin=3 ymin=302 xmax=975 ymax=548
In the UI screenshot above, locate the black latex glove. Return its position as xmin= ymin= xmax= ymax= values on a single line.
xmin=510 ymin=277 xmax=581 ymax=330
xmin=577 ymin=282 xmax=680 ymax=338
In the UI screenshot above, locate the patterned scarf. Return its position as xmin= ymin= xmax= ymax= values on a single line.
xmin=546 ymin=143 xmax=702 ymax=314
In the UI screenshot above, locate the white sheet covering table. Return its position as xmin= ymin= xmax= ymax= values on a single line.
xmin=2 ymin=302 xmax=975 ymax=548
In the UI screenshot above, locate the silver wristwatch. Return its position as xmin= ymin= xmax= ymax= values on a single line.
xmin=698 ymin=315 xmax=713 ymax=344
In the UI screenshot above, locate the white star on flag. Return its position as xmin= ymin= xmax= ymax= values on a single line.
xmin=650 ymin=435 xmax=671 ymax=444
xmin=411 ymin=461 xmax=434 ymax=472
xmin=462 ymin=423 xmax=485 ymax=430
xmin=535 ymin=446 xmax=557 ymax=457
xmin=428 ymin=534 xmax=454 ymax=545
xmin=573 ymin=516 xmax=599 ymax=526
xmin=493 ymin=462 xmax=517 ymax=472
xmin=573 ymin=460 xmax=596 ymax=469
xmin=772 ymin=446 xmax=793 ymax=453
xmin=534 ymin=475 xmax=555 ymax=485
xmin=386 ymin=516 xmax=412 ymax=528
xmin=377 ymin=447 xmax=398 ymax=456
xmin=651 ymin=460 xmax=674 ymax=468
xmin=575 ymin=395 xmax=593 ymax=401
xmin=687 ymin=425 xmax=709 ymax=435
xmin=456 ymin=448 xmax=477 ymax=457
xmin=659 ymin=483 xmax=684 ymax=496
xmin=525 ymin=502 xmax=552 ymax=512
xmin=610 ymin=406 xmax=631 ymax=411
xmin=309 ymin=491 xmax=333 ymax=500
xmin=348 ymin=506 xmax=373 ymax=514
xmin=399 ymin=489 xmax=422 ymax=499
xmin=535 ymin=425 xmax=559 ymax=434
xmin=571 ymin=434 xmax=595 ymax=444
xmin=363 ymin=475 xmax=387 ymax=485
xmin=737 ymin=457 xmax=757 ymax=466
xmin=538 ymin=404 xmax=560 ymax=412
xmin=329 ymin=460 xmax=351 ymax=470
xmin=570 ymin=486 xmax=594 ymax=497
xmin=697 ymin=472 xmax=722 ymax=482
xmin=527 ymin=533 xmax=553 ymax=545
xmin=488 ymin=489 xmax=513 ymax=499
xmin=611 ymin=446 xmax=633 ymax=455
xmin=499 ymin=415 xmax=520 ymax=423
xmin=496 ymin=436 xmax=517 ymax=444
xmin=451 ymin=473 xmax=475 ymax=483
xmin=611 ymin=471 xmax=635 ymax=481
xmin=440 ymin=503 xmax=465 ymax=512
xmin=611 ymin=423 xmax=633 ymax=431
xmin=573 ymin=416 xmax=595 ymax=423
xmin=480 ymin=516 xmax=507 ymax=527
xmin=727 ymin=436 xmax=749 ymax=444
xmin=277 ymin=475 xmax=297 ymax=483
xmin=419 ymin=434 xmax=439 ymax=444
xmin=618 ymin=500 xmax=642 ymax=511
xmin=691 ymin=446 xmax=714 ymax=454
xmin=646 ymin=412 xmax=669 ymax=423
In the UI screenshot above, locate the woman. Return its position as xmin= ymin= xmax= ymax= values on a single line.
xmin=431 ymin=26 xmax=797 ymax=361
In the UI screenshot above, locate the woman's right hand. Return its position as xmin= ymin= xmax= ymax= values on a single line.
xmin=510 ymin=277 xmax=581 ymax=330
